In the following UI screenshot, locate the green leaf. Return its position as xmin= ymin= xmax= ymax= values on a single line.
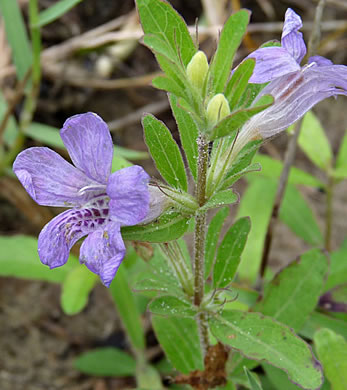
xmin=61 ymin=266 xmax=97 ymax=315
xmin=209 ymin=95 xmax=274 ymax=140
xmin=74 ymin=347 xmax=136 ymax=376
xmin=291 ymin=111 xmax=333 ymax=171
xmin=0 ymin=0 xmax=32 ymax=80
xmin=143 ymin=114 xmax=188 ymax=191
xmin=225 ymin=59 xmax=255 ymax=110
xmin=169 ymin=94 xmax=198 ymax=180
xmin=280 ymin=184 xmax=323 ymax=245
xmin=300 ymin=311 xmax=347 ymax=341
xmin=325 ymin=239 xmax=347 ymax=291
xmin=136 ymin=363 xmax=164 ymax=390
xmin=205 ymin=207 xmax=229 ymax=279
xmin=0 ymin=235 xmax=76 ymax=283
xmin=148 ymin=295 xmax=196 ymax=318
xmin=144 ymin=34 xmax=178 ymax=64
xmin=137 ymin=0 xmax=196 ymax=66
xmin=110 ymin=266 xmax=145 ymax=351
xmin=152 ymin=315 xmax=204 ymax=374
xmin=255 ymin=249 xmax=328 ymax=331
xmin=213 ymin=217 xmax=251 ymax=288
xmin=236 ymin=177 xmax=277 ymax=283
xmin=314 ymin=328 xmax=347 ymax=390
xmin=152 ymin=75 xmax=186 ymax=97
xmin=334 ymin=130 xmax=347 ymax=179
xmin=253 ymin=154 xmax=324 ymax=188
xmin=201 ymin=189 xmax=238 ymax=211
xmin=263 ymin=364 xmax=303 ymax=390
xmin=122 ymin=212 xmax=190 ymax=242
xmin=36 ymin=0 xmax=83 ymax=27
xmin=244 ymin=367 xmax=263 ymax=390
xmin=209 ymin=10 xmax=250 ymax=93
xmin=133 ymin=248 xmax=185 ymax=298
xmin=0 ymin=92 xmax=18 ymax=148
xmin=210 ymin=311 xmax=323 ymax=390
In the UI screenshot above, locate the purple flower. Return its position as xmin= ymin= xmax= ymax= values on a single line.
xmin=232 ymin=9 xmax=347 ymax=153
xmin=13 ymin=113 xmax=151 ymax=287
xmin=245 ymin=8 xmax=306 ymax=83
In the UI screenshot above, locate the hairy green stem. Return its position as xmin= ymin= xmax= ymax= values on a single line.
xmin=194 ymin=134 xmax=209 ymax=352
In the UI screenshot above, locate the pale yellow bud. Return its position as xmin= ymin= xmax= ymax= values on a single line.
xmin=186 ymin=51 xmax=209 ymax=90
xmin=206 ymin=94 xmax=230 ymax=125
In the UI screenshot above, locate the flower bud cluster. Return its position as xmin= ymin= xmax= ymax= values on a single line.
xmin=186 ymin=51 xmax=231 ymax=129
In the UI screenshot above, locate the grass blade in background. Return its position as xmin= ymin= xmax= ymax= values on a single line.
xmin=36 ymin=0 xmax=83 ymax=27
xmin=0 ymin=0 xmax=32 ymax=80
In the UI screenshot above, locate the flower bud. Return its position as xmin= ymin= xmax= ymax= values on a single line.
xmin=186 ymin=51 xmax=209 ymax=90
xmin=206 ymin=93 xmax=230 ymax=125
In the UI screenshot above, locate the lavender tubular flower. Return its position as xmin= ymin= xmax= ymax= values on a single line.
xmin=13 ymin=113 xmax=151 ymax=287
xmin=233 ymin=8 xmax=347 ymax=154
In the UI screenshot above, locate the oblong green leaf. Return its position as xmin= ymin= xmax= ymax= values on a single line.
xmin=334 ymin=130 xmax=347 ymax=179
xmin=205 ymin=207 xmax=229 ymax=279
xmin=36 ymin=0 xmax=83 ymax=27
xmin=148 ymin=295 xmax=196 ymax=318
xmin=244 ymin=367 xmax=263 ymax=390
xmin=137 ymin=0 xmax=196 ymax=66
xmin=280 ymin=184 xmax=323 ymax=245
xmin=314 ymin=328 xmax=347 ymax=390
xmin=236 ymin=177 xmax=277 ymax=283
xmin=201 ymin=189 xmax=238 ymax=211
xmin=225 ymin=59 xmax=255 ymax=109
xmin=61 ymin=265 xmax=97 ymax=315
xmin=213 ymin=217 xmax=251 ymax=288
xmin=0 ymin=235 xmax=75 ymax=283
xmin=210 ymin=311 xmax=323 ymax=390
xmin=209 ymin=95 xmax=273 ymax=140
xmin=152 ymin=315 xmax=204 ymax=373
xmin=291 ymin=111 xmax=333 ymax=172
xmin=143 ymin=114 xmax=188 ymax=191
xmin=209 ymin=9 xmax=250 ymax=93
xmin=253 ymin=154 xmax=324 ymax=188
xmin=121 ymin=212 xmax=190 ymax=242
xmin=300 ymin=311 xmax=347 ymax=341
xmin=255 ymin=249 xmax=328 ymax=331
xmin=110 ymin=266 xmax=145 ymax=351
xmin=74 ymin=347 xmax=136 ymax=376
xmin=169 ymin=94 xmax=198 ymax=180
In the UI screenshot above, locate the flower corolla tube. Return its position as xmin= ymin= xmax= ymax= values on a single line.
xmin=13 ymin=113 xmax=160 ymax=287
xmin=233 ymin=8 xmax=347 ymax=154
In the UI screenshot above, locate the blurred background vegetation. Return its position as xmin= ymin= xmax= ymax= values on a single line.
xmin=0 ymin=0 xmax=346 ymax=389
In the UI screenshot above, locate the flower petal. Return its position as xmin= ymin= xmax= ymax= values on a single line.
xmin=281 ymin=8 xmax=306 ymax=63
xmin=243 ymin=64 xmax=347 ymax=139
xmin=244 ymin=47 xmax=301 ymax=83
xmin=308 ymin=55 xmax=333 ymax=67
xmin=13 ymin=147 xmax=101 ymax=207
xmin=38 ymin=206 xmax=110 ymax=269
xmin=79 ymin=223 xmax=126 ymax=287
xmin=107 ymin=165 xmax=150 ymax=226
xmin=61 ymin=112 xmax=113 ymax=184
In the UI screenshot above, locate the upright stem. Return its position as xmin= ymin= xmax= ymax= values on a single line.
xmin=194 ymin=134 xmax=209 ymax=352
